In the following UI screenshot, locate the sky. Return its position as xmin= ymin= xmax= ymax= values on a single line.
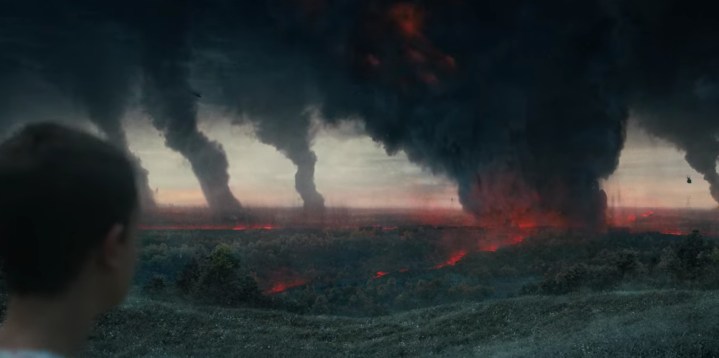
xmin=121 ymin=108 xmax=718 ymax=210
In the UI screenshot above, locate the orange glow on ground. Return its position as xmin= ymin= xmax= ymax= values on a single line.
xmin=623 ymin=210 xmax=655 ymax=225
xmin=264 ymin=279 xmax=308 ymax=295
xmin=479 ymin=244 xmax=499 ymax=252
xmin=434 ymin=249 xmax=467 ymax=269
xmin=232 ymin=224 xmax=275 ymax=231
xmin=139 ymin=224 xmax=276 ymax=231
xmin=374 ymin=271 xmax=389 ymax=279
xmin=607 ymin=208 xmax=712 ymax=236
xmin=510 ymin=234 xmax=526 ymax=244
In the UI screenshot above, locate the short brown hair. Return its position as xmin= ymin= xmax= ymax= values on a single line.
xmin=0 ymin=123 xmax=138 ymax=296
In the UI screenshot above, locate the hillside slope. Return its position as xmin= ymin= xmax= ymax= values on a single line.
xmin=85 ymin=290 xmax=719 ymax=357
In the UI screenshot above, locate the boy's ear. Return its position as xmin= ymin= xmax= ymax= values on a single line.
xmin=97 ymin=224 xmax=126 ymax=269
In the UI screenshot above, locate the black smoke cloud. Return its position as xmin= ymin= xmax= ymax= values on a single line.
xmin=187 ymin=0 xmax=328 ymax=211
xmin=267 ymin=0 xmax=629 ymax=227
xmin=0 ymin=0 xmax=716 ymax=224
xmin=270 ymin=0 xmax=718 ymax=223
xmin=622 ymin=1 xmax=719 ymax=205
xmin=138 ymin=0 xmax=242 ymax=214
xmin=0 ymin=1 xmax=156 ymax=209
xmin=246 ymin=111 xmax=325 ymax=211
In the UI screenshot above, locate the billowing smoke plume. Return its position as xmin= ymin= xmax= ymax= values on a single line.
xmin=0 ymin=0 xmax=245 ymax=215
xmin=1 ymin=0 xmax=717 ymax=224
xmin=251 ymin=111 xmax=325 ymax=211
xmin=198 ymin=57 xmax=326 ymax=211
xmin=60 ymin=24 xmax=156 ymax=211
xmin=623 ymin=1 xmax=719 ymax=206
xmin=262 ymin=0 xmax=629 ymax=228
xmin=190 ymin=2 xmax=327 ymax=211
xmin=0 ymin=1 xmax=156 ymax=209
xmin=139 ymin=0 xmax=242 ymax=215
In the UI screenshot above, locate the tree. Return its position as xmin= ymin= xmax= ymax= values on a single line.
xmin=672 ymin=230 xmax=713 ymax=280
xmin=175 ymin=244 xmax=262 ymax=306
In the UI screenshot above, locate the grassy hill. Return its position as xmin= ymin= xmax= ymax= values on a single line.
xmin=85 ymin=289 xmax=719 ymax=357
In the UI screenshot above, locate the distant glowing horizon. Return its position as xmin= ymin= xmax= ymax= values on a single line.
xmin=122 ymin=109 xmax=718 ymax=210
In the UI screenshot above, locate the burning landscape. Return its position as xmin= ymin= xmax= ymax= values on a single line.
xmin=2 ymin=0 xmax=719 ymax=356
xmin=136 ymin=206 xmax=718 ymax=299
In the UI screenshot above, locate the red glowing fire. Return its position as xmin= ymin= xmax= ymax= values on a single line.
xmin=264 ymin=278 xmax=308 ymax=295
xmin=357 ymin=2 xmax=457 ymax=89
xmin=139 ymin=224 xmax=276 ymax=231
xmin=388 ymin=3 xmax=425 ymax=39
xmin=232 ymin=224 xmax=275 ymax=231
xmin=479 ymin=244 xmax=498 ymax=252
xmin=478 ymin=233 xmax=525 ymax=253
xmin=371 ymin=250 xmax=469 ymax=280
xmin=607 ymin=208 xmax=701 ymax=236
xmin=434 ymin=249 xmax=467 ymax=269
xmin=621 ymin=210 xmax=653 ymax=225
xmin=412 ymin=205 xmax=557 ymax=262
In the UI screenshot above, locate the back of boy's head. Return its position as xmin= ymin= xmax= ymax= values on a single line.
xmin=0 ymin=122 xmax=138 ymax=297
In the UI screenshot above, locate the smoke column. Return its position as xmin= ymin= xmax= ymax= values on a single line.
xmin=283 ymin=0 xmax=628 ymax=228
xmin=63 ymin=26 xmax=156 ymax=210
xmin=2 ymin=0 xmax=717 ymax=222
xmin=172 ymin=0 xmax=632 ymax=226
xmin=624 ymin=0 xmax=719 ymax=205
xmin=189 ymin=1 xmax=327 ymax=212
xmin=0 ymin=1 xmax=156 ymax=209
xmin=252 ymin=111 xmax=325 ymax=211
xmin=139 ymin=0 xmax=242 ymax=215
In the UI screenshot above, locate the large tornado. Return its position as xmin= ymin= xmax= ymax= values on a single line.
xmin=189 ymin=2 xmax=327 ymax=212
xmin=291 ymin=0 xmax=629 ymax=228
xmin=66 ymin=30 xmax=156 ymax=211
xmin=193 ymin=0 xmax=631 ymax=227
xmin=200 ymin=0 xmax=717 ymax=217
xmin=139 ymin=0 xmax=242 ymax=215
xmin=3 ymin=0 xmax=718 ymax=222
xmin=0 ymin=0 xmax=156 ymax=209
xmin=253 ymin=111 xmax=325 ymax=211
xmin=624 ymin=0 xmax=719 ymax=206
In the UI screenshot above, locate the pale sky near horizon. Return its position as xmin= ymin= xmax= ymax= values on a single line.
xmin=121 ymin=108 xmax=718 ymax=210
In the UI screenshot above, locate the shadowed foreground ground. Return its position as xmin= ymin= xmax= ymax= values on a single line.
xmin=85 ymin=289 xmax=719 ymax=357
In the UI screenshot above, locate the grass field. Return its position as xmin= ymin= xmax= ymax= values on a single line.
xmin=85 ymin=289 xmax=719 ymax=357
xmin=74 ymin=227 xmax=719 ymax=357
